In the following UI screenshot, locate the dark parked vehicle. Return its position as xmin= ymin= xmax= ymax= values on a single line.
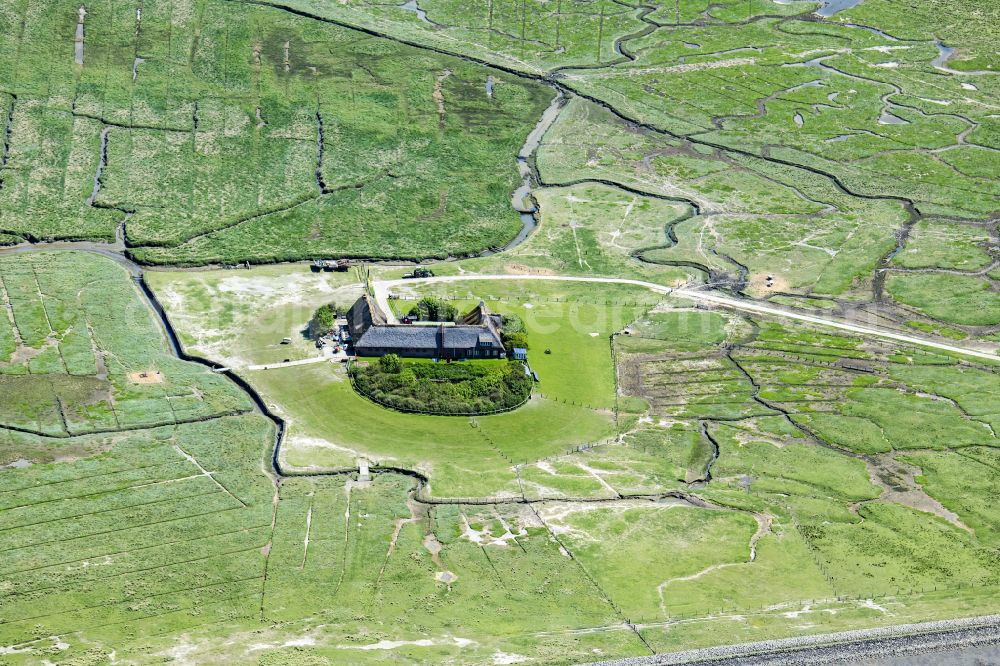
xmin=311 ymin=259 xmax=351 ymax=272
xmin=402 ymin=267 xmax=435 ymax=279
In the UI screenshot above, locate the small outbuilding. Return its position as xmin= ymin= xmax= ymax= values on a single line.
xmin=512 ymin=347 xmax=528 ymax=361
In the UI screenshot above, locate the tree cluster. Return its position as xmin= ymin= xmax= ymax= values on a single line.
xmin=406 ymin=297 xmax=458 ymax=322
xmin=500 ymin=313 xmax=527 ymax=351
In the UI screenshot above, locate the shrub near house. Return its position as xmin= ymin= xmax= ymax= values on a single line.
xmin=351 ymin=354 xmax=531 ymax=414
xmin=308 ymin=303 xmax=342 ymax=339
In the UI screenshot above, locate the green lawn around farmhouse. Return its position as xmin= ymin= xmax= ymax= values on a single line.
xmin=252 ymin=280 xmax=648 ymax=497
xmin=150 ymin=264 xmax=646 ymax=497
xmin=257 ymin=363 xmax=616 ymax=497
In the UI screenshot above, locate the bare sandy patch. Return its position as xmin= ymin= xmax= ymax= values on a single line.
xmin=435 ymin=570 xmax=458 ymax=583
xmin=128 ymin=369 xmax=163 ymax=384
xmin=216 ymin=273 xmax=361 ymax=309
xmin=669 ymin=357 xmax=725 ymax=371
xmin=459 ymin=511 xmax=529 ymax=547
xmin=747 ymin=272 xmax=789 ymax=296
xmin=286 ymin=434 xmax=364 ymax=457
xmin=537 ymin=499 xmax=689 ymax=541
xmin=503 ymin=263 xmax=556 ymax=276
xmin=864 ymin=454 xmax=971 ymax=531
xmin=569 ymin=58 xmax=755 ymax=80
xmin=535 ymin=460 xmax=557 ymax=475
xmin=433 ymin=69 xmax=452 ymax=130
xmin=336 ymin=636 xmax=475 ymax=651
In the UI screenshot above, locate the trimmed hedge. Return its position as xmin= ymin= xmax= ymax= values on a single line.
xmin=350 ymin=358 xmax=531 ymax=415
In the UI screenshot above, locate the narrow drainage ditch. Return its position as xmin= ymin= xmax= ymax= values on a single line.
xmin=75 ymin=6 xmax=86 ymax=65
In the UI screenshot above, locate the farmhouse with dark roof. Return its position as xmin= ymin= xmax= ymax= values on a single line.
xmin=348 ymin=296 xmax=506 ymax=359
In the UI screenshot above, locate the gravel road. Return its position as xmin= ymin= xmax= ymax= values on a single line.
xmin=370 ymin=275 xmax=999 ymax=362
xmin=585 ymin=614 xmax=1000 ymax=665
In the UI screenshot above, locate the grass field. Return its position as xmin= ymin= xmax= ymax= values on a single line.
xmin=3 ymin=0 xmax=1000 ymax=662
xmin=536 ymin=97 xmax=909 ymax=300
xmin=885 ymin=273 xmax=1000 ymax=328
xmin=0 ymin=252 xmax=253 ymax=445
xmin=0 ymin=0 xmax=552 ymax=263
xmin=471 ymin=182 xmax=696 ymax=285
xmin=0 ymin=252 xmax=999 ymax=663
xmin=274 ymin=0 xmax=1000 ymax=222
xmin=601 ymin=301 xmax=1000 ymax=650
xmin=0 ymin=253 xmax=277 ymax=661
xmin=153 ymin=267 xmax=649 ymax=497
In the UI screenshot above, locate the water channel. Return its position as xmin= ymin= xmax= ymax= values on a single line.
xmin=500 ymin=89 xmax=566 ymax=253
xmin=815 ymin=0 xmax=864 ymax=18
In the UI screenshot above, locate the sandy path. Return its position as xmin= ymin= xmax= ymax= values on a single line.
xmin=247 ymin=356 xmax=333 ymax=371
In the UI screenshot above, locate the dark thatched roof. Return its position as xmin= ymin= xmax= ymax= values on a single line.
xmin=347 ymin=294 xmax=388 ymax=341
xmin=349 ymin=296 xmax=504 ymax=355
xmin=357 ymin=325 xmax=439 ymax=350
xmin=355 ymin=324 xmax=503 ymax=353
